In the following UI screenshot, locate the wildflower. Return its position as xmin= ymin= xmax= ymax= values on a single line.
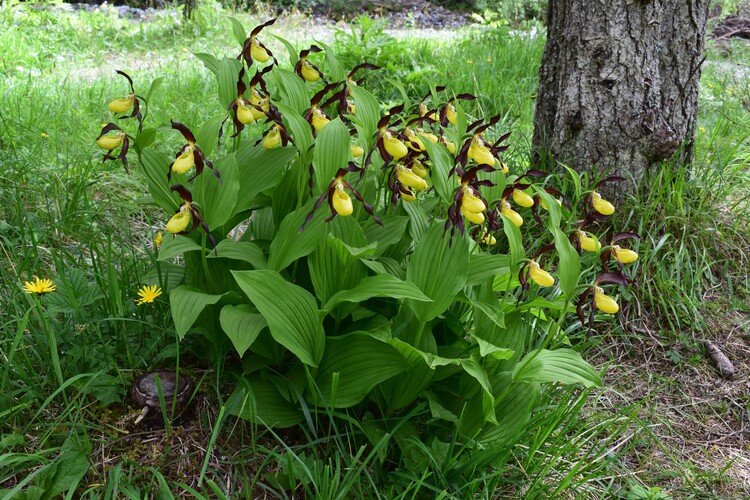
xmin=262 ymin=124 xmax=282 ymax=149
xmin=169 ymin=121 xmax=219 ymax=181
xmin=576 ymin=272 xmax=633 ymax=329
xmin=603 ymin=232 xmax=640 ymax=267
xmin=96 ymin=123 xmax=130 ymax=173
xmin=302 ymin=163 xmax=382 ymax=230
xmin=108 ymin=93 xmax=134 ymax=114
xmin=154 ymin=231 xmax=163 ymax=248
xmin=440 ymin=93 xmax=475 ymax=127
xmin=512 ymin=188 xmax=534 ymax=208
xmin=135 ymin=285 xmax=162 ymax=305
xmin=40 ymin=132 xmax=49 ymax=138
xmin=351 ymin=144 xmax=365 ymax=158
xmin=593 ymin=286 xmax=618 ymax=314
xmin=611 ymin=244 xmax=638 ymax=264
xmin=108 ymin=70 xmax=143 ymax=131
xmin=166 ymin=185 xmax=217 ymax=249
xmin=500 ymin=200 xmax=523 ymax=227
xmin=23 ymin=277 xmax=56 ymax=294
xmin=577 ymin=230 xmax=601 ymax=252
xmin=295 ymin=45 xmax=326 ymax=83
xmin=481 ymin=230 xmax=497 ymax=245
xmin=455 ymin=114 xmax=511 ymax=173
xmin=445 ymin=165 xmax=494 ymax=237
xmin=397 ymin=165 xmax=429 ymax=192
xmin=440 ymin=136 xmax=456 ymax=155
xmin=370 ymin=105 xmax=409 ymax=165
xmin=239 ymin=19 xmax=276 ymax=66
xmin=698 ymin=127 xmax=706 ymax=133
xmin=528 ymin=260 xmax=555 ymax=287
xmin=591 ymin=191 xmax=614 ymax=215
xmin=304 ymin=82 xmax=340 ymax=135
xmin=166 ymin=204 xmax=192 ymax=234
xmin=228 ymin=67 xmax=273 ymax=136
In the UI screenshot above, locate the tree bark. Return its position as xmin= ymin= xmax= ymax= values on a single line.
xmin=532 ymin=0 xmax=709 ymax=190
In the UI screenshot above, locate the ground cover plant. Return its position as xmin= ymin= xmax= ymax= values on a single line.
xmin=1 ymin=1 xmax=748 ymax=497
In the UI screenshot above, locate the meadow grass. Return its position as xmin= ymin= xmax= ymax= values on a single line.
xmin=1 ymin=1 xmax=748 ymax=497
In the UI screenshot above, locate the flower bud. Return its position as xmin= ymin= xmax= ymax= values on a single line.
xmin=446 ymin=104 xmax=457 ymax=126
xmin=481 ymin=231 xmax=497 ymax=245
xmin=462 ymin=189 xmax=486 ymax=213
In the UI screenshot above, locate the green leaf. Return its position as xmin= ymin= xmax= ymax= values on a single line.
xmin=313 ymin=333 xmax=409 ymax=408
xmin=274 ymin=68 xmax=309 ymax=115
xmin=562 ymin=164 xmax=582 ymax=200
xmin=36 ymin=433 xmax=90 ymax=498
xmin=363 ymin=215 xmax=409 ymax=258
xmin=313 ymin=118 xmax=350 ymax=192
xmin=326 ymin=235 xmax=376 ymax=265
xmin=158 ymin=235 xmax=202 ymax=261
xmin=276 ymin=102 xmax=314 ymax=163
xmin=141 ymin=262 xmax=185 ymax=293
xmin=133 ymin=127 xmax=156 ymax=154
xmin=209 ymin=240 xmax=267 ymax=269
xmin=534 ymin=186 xmax=562 ymax=230
xmin=316 ymin=40 xmax=346 ymax=82
xmin=477 ymin=373 xmax=538 ymax=446
xmin=226 ymin=16 xmax=246 ymax=46
xmin=146 ymin=76 xmax=164 ymax=102
xmin=268 ymin=198 xmax=327 ymax=271
xmin=233 ymin=270 xmax=325 ymax=367
xmin=420 ymin=139 xmax=454 ymax=204
xmin=169 ymin=286 xmax=225 ymax=339
xmin=220 ymin=304 xmax=266 ymax=357
xmin=196 ymin=114 xmax=227 ymax=158
xmin=322 ymin=274 xmax=431 ymax=313
xmin=234 ymin=141 xmax=296 ymax=212
xmin=474 ymin=338 xmax=514 ymax=360
xmin=194 ymin=52 xmax=220 ymax=76
xmin=466 ymin=253 xmax=510 ymax=286
xmin=402 ymin=200 xmax=429 ymax=244
xmin=216 ymin=57 xmax=242 ymax=110
xmin=227 ymin=378 xmax=303 ymax=428
xmin=272 ymin=34 xmax=299 ymax=67
xmin=501 ymin=213 xmax=525 ymax=271
xmin=407 ymin=224 xmax=470 ymax=322
xmin=480 ymin=166 xmax=507 ymax=206
xmin=347 ymin=85 xmax=380 ymax=144
xmin=553 ymin=227 xmax=580 ymax=297
xmin=513 ymin=349 xmax=602 ymax=387
xmin=140 ymin=148 xmax=178 ymax=212
xmin=193 ymin=154 xmax=239 ymax=229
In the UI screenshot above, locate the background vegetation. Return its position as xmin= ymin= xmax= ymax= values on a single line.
xmin=1 ymin=0 xmax=748 ymax=497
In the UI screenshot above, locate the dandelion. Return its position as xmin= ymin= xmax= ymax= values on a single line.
xmin=23 ymin=277 xmax=56 ymax=295
xmin=154 ymin=231 xmax=163 ymax=248
xmin=40 ymin=132 xmax=49 ymax=138
xmin=135 ymin=285 xmax=162 ymax=305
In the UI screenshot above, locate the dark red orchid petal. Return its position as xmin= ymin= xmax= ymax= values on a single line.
xmin=115 ymin=70 xmax=135 ymax=93
xmin=311 ymin=81 xmax=342 ymax=107
xmin=250 ymin=18 xmax=276 ymax=38
xmin=491 ymin=131 xmax=512 ymax=149
xmin=170 ymin=184 xmax=193 ymax=202
xmin=611 ymin=231 xmax=640 ymax=244
xmin=98 ymin=122 xmax=123 ymax=138
xmin=171 ymin=121 xmax=196 ymax=144
xmin=593 ymin=175 xmax=626 ymax=190
xmin=595 ymin=272 xmax=632 ymax=286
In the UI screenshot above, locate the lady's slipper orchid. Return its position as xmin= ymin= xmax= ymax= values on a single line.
xmin=96 ymin=122 xmax=131 ymax=172
xmin=455 ymin=115 xmax=511 ymax=175
xmin=512 ymin=189 xmax=534 ymax=208
xmin=239 ymin=19 xmax=276 ymax=66
xmin=302 ymin=163 xmax=382 ymax=230
xmin=107 ymin=70 xmax=143 ymax=131
xmin=397 ymin=166 xmax=429 ymax=192
xmin=263 ymin=125 xmax=282 ymax=149
xmin=166 ymin=185 xmax=217 ymax=249
xmin=445 ymin=165 xmax=494 ymax=237
xmin=500 ymin=200 xmax=523 ymax=227
xmin=591 ymin=191 xmax=615 ymax=215
xmin=383 ymin=132 xmax=409 ymax=160
xmin=108 ymin=94 xmax=134 ymax=114
xmin=594 ymin=287 xmax=619 ymax=314
xmin=440 ymin=136 xmax=456 ymax=155
xmin=295 ymin=45 xmax=326 ymax=83
xmin=481 ymin=230 xmax=497 ymax=246
xmin=528 ymin=260 xmax=555 ymax=287
xmin=166 ymin=204 xmax=192 ymax=234
xmin=440 ymin=93 xmax=475 ymax=127
xmin=611 ymin=245 xmax=638 ymax=264
xmin=351 ymin=144 xmax=365 ymax=158
xmin=601 ymin=232 xmax=641 ymax=269
xmin=576 ymin=272 xmax=633 ymax=330
xmin=578 ymin=230 xmax=601 ymax=252
xmin=96 ymin=131 xmax=125 ymax=151
xmin=169 ymin=121 xmax=218 ymax=181
xmin=411 ymin=160 xmax=428 ymax=178
xmin=256 ymin=108 xmax=293 ymax=150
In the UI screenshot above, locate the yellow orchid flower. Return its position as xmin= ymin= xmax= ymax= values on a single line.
xmin=529 ymin=260 xmax=554 ymax=287
xmin=594 ymin=287 xmax=619 ymax=314
xmin=263 ymin=125 xmax=282 ymax=149
xmin=591 ymin=191 xmax=615 ymax=215
xmin=612 ymin=245 xmax=638 ymax=263
xmin=578 ymin=230 xmax=601 ymax=252
xmin=398 ymin=166 xmax=429 ymax=191
xmin=172 ymin=144 xmax=196 ymax=175
xmin=96 ymin=131 xmax=125 ymax=150
xmin=512 ymin=189 xmax=534 ymax=208
xmin=166 ymin=205 xmax=192 ymax=234
xmin=500 ymin=200 xmax=523 ymax=227
xmin=108 ymin=94 xmax=134 ymax=114
xmin=332 ymin=183 xmax=354 ymax=216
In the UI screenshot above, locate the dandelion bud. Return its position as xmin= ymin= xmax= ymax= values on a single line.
xmin=612 ymin=245 xmax=638 ymax=264
xmin=107 ymin=94 xmax=134 ymax=114
xmin=591 ymin=191 xmax=615 ymax=215
xmin=96 ymin=132 xmax=124 ymax=150
xmin=332 ymin=184 xmax=353 ymax=216
xmin=578 ymin=230 xmax=601 ymax=252
xmin=529 ymin=260 xmax=554 ymax=287
xmin=166 ymin=206 xmax=192 ymax=234
xmin=512 ymin=189 xmax=534 ymax=208
xmin=172 ymin=145 xmax=195 ymax=174
xmin=594 ymin=287 xmax=619 ymax=314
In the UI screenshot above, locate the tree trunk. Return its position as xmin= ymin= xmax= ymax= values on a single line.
xmin=532 ymin=0 xmax=709 ymax=190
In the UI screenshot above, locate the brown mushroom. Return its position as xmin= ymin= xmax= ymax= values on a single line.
xmin=129 ymin=369 xmax=193 ymax=425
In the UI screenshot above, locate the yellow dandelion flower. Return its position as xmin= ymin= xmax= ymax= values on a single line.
xmin=135 ymin=285 xmax=162 ymax=305
xmin=23 ymin=277 xmax=56 ymax=294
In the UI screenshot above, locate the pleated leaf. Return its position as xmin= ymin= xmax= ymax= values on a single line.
xmin=421 ymin=139 xmax=454 ymax=204
xmin=274 ymin=68 xmax=308 ymax=115
xmin=407 ymin=224 xmax=469 ymax=322
xmin=313 ymin=118 xmax=350 ymax=192
xmin=501 ymin=213 xmax=525 ymax=270
xmin=193 ymin=154 xmax=239 ymax=229
xmin=217 ymin=57 xmax=242 ymax=110
xmin=268 ymin=198 xmax=327 ymax=271
xmin=140 ymin=148 xmax=179 ymax=213
xmin=232 ymin=269 xmax=325 ymax=367
xmin=227 ymin=378 xmax=303 ymax=428
xmin=467 ymin=253 xmax=510 ymax=286
xmin=208 ymin=240 xmax=267 ymax=269
xmin=219 ymin=304 xmax=266 ymax=357
xmin=234 ymin=142 xmax=296 ymax=213
xmin=169 ymin=286 xmax=225 ymax=339
xmin=347 ymin=85 xmax=380 ymax=139
xmin=158 ymin=235 xmax=202 ymax=261
xmin=553 ymin=227 xmax=580 ymax=298
xmin=513 ymin=348 xmax=602 ymax=387
xmin=322 ymin=274 xmax=431 ymax=313
xmin=313 ymin=333 xmax=409 ymax=408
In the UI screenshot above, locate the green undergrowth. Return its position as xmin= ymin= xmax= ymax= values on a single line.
xmin=1 ymin=1 xmax=748 ymax=497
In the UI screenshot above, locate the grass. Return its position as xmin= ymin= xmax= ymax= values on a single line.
xmin=1 ymin=0 xmax=749 ymax=497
